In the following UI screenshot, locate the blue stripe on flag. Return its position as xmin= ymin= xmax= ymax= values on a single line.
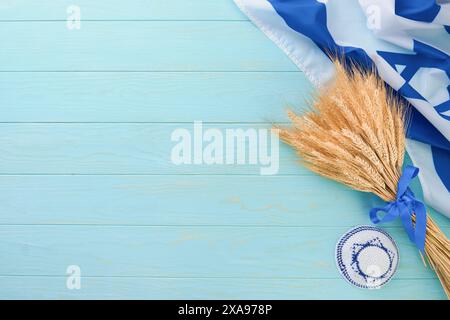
xmin=408 ymin=110 xmax=450 ymax=152
xmin=432 ymin=146 xmax=450 ymax=192
xmin=267 ymin=0 xmax=372 ymax=68
xmin=395 ymin=0 xmax=441 ymax=22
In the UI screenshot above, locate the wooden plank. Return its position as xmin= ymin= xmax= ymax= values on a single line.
xmin=0 ymin=71 xmax=310 ymax=122
xmin=0 ymin=123 xmax=304 ymax=175
xmin=0 ymin=276 xmax=445 ymax=299
xmin=0 ymin=21 xmax=296 ymax=71
xmin=1 ymin=175 xmax=448 ymax=227
xmin=0 ymin=1 xmax=245 ymax=21
xmin=0 ymin=175 xmax=376 ymax=226
xmin=0 ymin=225 xmax=446 ymax=280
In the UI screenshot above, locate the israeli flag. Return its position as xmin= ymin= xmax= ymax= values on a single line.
xmin=234 ymin=0 xmax=450 ymax=217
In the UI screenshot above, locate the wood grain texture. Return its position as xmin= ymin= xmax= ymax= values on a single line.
xmin=0 ymin=72 xmax=310 ymax=122
xmin=0 ymin=175 xmax=448 ymax=228
xmin=0 ymin=0 xmax=246 ymax=21
xmin=0 ymin=123 xmax=302 ymax=174
xmin=0 ymin=277 xmax=444 ymax=300
xmin=0 ymin=21 xmax=296 ymax=71
xmin=0 ymin=225 xmax=446 ymax=281
xmin=0 ymin=175 xmax=370 ymax=225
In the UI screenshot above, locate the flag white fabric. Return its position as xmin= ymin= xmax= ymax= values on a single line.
xmin=234 ymin=0 xmax=450 ymax=217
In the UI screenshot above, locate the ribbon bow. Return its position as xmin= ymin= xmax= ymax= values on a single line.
xmin=369 ymin=165 xmax=427 ymax=253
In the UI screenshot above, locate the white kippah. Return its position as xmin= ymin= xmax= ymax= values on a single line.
xmin=336 ymin=225 xmax=399 ymax=289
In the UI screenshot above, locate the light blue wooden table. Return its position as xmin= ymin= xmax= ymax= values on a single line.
xmin=0 ymin=0 xmax=448 ymax=299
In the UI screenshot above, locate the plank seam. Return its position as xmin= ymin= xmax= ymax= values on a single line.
xmin=0 ymin=275 xmax=435 ymax=280
xmin=0 ymin=224 xmax=445 ymax=229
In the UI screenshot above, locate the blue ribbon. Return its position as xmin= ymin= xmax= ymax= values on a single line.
xmin=369 ymin=165 xmax=427 ymax=253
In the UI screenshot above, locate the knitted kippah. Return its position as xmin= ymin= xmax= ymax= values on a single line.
xmin=336 ymin=225 xmax=399 ymax=289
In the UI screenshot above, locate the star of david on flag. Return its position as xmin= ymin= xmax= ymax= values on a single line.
xmin=234 ymin=0 xmax=450 ymax=217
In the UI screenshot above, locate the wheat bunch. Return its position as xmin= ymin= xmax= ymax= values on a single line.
xmin=278 ymin=60 xmax=450 ymax=298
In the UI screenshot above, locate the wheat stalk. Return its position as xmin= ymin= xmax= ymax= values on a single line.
xmin=277 ymin=60 xmax=450 ymax=298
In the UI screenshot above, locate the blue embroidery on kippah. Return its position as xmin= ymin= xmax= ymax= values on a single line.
xmin=336 ymin=226 xmax=399 ymax=289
